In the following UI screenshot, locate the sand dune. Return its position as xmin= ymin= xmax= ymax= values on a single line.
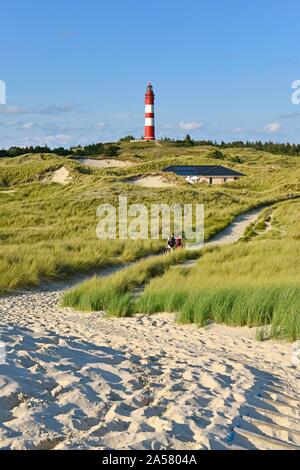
xmin=0 ymin=190 xmax=16 ymax=195
xmin=126 ymin=175 xmax=175 ymax=188
xmin=49 ymin=167 xmax=71 ymax=185
xmin=77 ymin=158 xmax=134 ymax=169
xmin=0 ymin=206 xmax=299 ymax=450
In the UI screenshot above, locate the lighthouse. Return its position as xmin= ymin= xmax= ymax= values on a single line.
xmin=144 ymin=83 xmax=155 ymax=141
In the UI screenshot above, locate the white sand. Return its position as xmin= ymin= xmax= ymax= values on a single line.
xmin=0 ymin=284 xmax=299 ymax=450
xmin=0 ymin=206 xmax=299 ymax=450
xmin=77 ymin=158 xmax=134 ymax=169
xmin=50 ymin=167 xmax=71 ymax=185
xmin=126 ymin=175 xmax=174 ymax=188
xmin=206 ymin=208 xmax=263 ymax=246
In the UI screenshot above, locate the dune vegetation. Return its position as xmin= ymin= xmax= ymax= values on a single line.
xmin=136 ymin=200 xmax=300 ymax=341
xmin=61 ymin=198 xmax=300 ymax=340
xmin=61 ymin=249 xmax=200 ymax=316
xmin=1 ymin=142 xmax=300 ymax=297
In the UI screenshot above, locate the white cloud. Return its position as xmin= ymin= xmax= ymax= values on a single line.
xmin=95 ymin=121 xmax=107 ymax=130
xmin=44 ymin=134 xmax=74 ymax=145
xmin=0 ymin=104 xmax=76 ymax=115
xmin=233 ymin=127 xmax=245 ymax=133
xmin=159 ymin=121 xmax=203 ymax=131
xmin=34 ymin=105 xmax=76 ymax=115
xmin=159 ymin=123 xmax=174 ymax=129
xmin=178 ymin=121 xmax=203 ymax=131
xmin=38 ymin=121 xmax=108 ymax=133
xmin=0 ymin=120 xmax=16 ymax=126
xmin=278 ymin=111 xmax=300 ymax=119
xmin=0 ymin=120 xmax=35 ymax=130
xmin=0 ymin=133 xmax=92 ymax=148
xmin=20 ymin=122 xmax=34 ymax=130
xmin=263 ymin=122 xmax=281 ymax=133
xmin=0 ymin=105 xmax=26 ymax=115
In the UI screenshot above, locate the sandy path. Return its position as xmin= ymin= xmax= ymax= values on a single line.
xmin=1 ymin=206 xmax=299 ymax=450
xmin=206 ymin=207 xmax=263 ymax=246
xmin=179 ymin=207 xmax=264 ymax=268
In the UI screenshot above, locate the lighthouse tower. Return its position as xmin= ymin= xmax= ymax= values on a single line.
xmin=144 ymin=83 xmax=155 ymax=141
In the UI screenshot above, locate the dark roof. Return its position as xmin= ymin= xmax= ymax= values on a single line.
xmin=163 ymin=165 xmax=245 ymax=177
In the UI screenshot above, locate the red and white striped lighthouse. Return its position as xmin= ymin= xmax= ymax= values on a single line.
xmin=144 ymin=83 xmax=155 ymax=141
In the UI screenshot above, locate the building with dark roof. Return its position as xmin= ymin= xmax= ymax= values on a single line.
xmin=163 ymin=165 xmax=245 ymax=185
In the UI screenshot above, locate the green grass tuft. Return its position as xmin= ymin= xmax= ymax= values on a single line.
xmin=61 ymin=250 xmax=200 ymax=316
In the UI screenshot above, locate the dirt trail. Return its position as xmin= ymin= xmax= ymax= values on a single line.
xmin=206 ymin=207 xmax=263 ymax=246
xmin=180 ymin=207 xmax=264 ymax=268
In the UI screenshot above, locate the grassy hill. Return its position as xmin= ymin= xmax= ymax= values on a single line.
xmin=1 ymin=142 xmax=300 ymax=296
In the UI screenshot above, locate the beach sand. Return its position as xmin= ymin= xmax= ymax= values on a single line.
xmin=0 ymin=283 xmax=299 ymax=450
xmin=49 ymin=167 xmax=71 ymax=185
xmin=0 ymin=207 xmax=299 ymax=450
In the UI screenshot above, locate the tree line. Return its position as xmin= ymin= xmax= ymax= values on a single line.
xmin=0 ymin=142 xmax=119 ymax=158
xmin=1 ymin=136 xmax=300 ymax=158
xmin=161 ymin=135 xmax=300 ymax=156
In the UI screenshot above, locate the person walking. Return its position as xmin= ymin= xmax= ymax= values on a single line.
xmin=175 ymin=236 xmax=183 ymax=249
xmin=166 ymin=233 xmax=176 ymax=253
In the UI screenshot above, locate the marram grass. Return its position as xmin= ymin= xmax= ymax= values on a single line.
xmin=1 ymin=144 xmax=300 ymax=294
xmin=136 ymin=284 xmax=300 ymax=341
xmin=61 ymin=200 xmax=300 ymax=340
xmin=135 ymin=201 xmax=300 ymax=341
xmin=61 ymin=250 xmax=200 ymax=316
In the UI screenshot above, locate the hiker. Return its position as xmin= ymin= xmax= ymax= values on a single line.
xmin=175 ymin=236 xmax=183 ymax=249
xmin=166 ymin=233 xmax=176 ymax=253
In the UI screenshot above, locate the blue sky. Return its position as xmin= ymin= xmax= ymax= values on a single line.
xmin=1 ymin=0 xmax=300 ymax=147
